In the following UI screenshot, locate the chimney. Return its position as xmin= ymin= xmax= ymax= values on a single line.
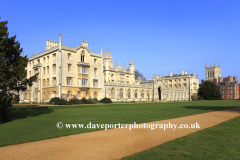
xmin=229 ymin=76 xmax=233 ymax=81
xmin=218 ymin=77 xmax=223 ymax=82
xmin=233 ymin=76 xmax=238 ymax=82
xmin=213 ymin=78 xmax=217 ymax=85
xmin=185 ymin=71 xmax=187 ymax=75
xmin=182 ymin=70 xmax=184 ymax=75
xmin=223 ymin=77 xmax=228 ymax=82
xmin=170 ymin=72 xmax=172 ymax=77
xmin=201 ymin=79 xmax=205 ymax=84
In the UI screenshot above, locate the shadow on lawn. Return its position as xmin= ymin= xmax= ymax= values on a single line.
xmin=10 ymin=106 xmax=54 ymax=120
xmin=183 ymin=106 xmax=237 ymax=111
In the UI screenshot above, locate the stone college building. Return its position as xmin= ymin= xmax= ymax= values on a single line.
xmin=20 ymin=34 xmax=199 ymax=103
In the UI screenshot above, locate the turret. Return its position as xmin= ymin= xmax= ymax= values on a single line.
xmin=103 ymin=47 xmax=112 ymax=70
xmin=59 ymin=33 xmax=62 ymax=50
xmin=82 ymin=38 xmax=88 ymax=48
xmin=129 ymin=62 xmax=135 ymax=74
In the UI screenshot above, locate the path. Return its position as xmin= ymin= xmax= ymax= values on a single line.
xmin=1 ymin=107 xmax=240 ymax=160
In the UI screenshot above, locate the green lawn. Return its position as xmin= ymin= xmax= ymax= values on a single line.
xmin=122 ymin=116 xmax=240 ymax=160
xmin=0 ymin=100 xmax=239 ymax=147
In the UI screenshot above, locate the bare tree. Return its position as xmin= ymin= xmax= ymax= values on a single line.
xmin=127 ymin=68 xmax=146 ymax=80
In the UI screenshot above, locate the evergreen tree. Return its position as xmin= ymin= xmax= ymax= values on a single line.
xmin=198 ymin=81 xmax=221 ymax=100
xmin=0 ymin=20 xmax=38 ymax=123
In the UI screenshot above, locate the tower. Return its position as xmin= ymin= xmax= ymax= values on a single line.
xmin=103 ymin=47 xmax=112 ymax=82
xmin=103 ymin=47 xmax=112 ymax=70
xmin=206 ymin=62 xmax=221 ymax=82
xmin=129 ymin=62 xmax=135 ymax=83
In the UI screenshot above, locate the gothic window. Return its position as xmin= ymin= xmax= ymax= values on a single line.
xmin=53 ymin=77 xmax=56 ymax=86
xmin=128 ymin=89 xmax=131 ymax=98
xmin=111 ymin=88 xmax=115 ymax=98
xmin=81 ymin=52 xmax=85 ymax=62
xmin=141 ymin=90 xmax=144 ymax=98
xmin=94 ymin=68 xmax=97 ymax=75
xmin=135 ymin=90 xmax=138 ymax=98
xmin=68 ymin=91 xmax=71 ymax=98
xmin=53 ymin=91 xmax=56 ymax=97
xmin=68 ymin=64 xmax=71 ymax=72
xmin=82 ymin=79 xmax=88 ymax=86
xmin=67 ymin=78 xmax=71 ymax=85
xmin=93 ymin=80 xmax=98 ymax=87
xmin=120 ymin=89 xmax=123 ymax=98
xmin=82 ymin=67 xmax=88 ymax=74
xmin=78 ymin=78 xmax=81 ymax=86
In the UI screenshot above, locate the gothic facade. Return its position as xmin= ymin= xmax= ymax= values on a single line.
xmin=20 ymin=35 xmax=199 ymax=103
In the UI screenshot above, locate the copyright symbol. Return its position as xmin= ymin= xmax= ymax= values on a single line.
xmin=56 ymin=122 xmax=63 ymax=129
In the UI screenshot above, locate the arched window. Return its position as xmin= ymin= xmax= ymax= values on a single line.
xmin=128 ymin=89 xmax=131 ymax=98
xmin=120 ymin=89 xmax=123 ymax=99
xmin=141 ymin=90 xmax=144 ymax=98
xmin=111 ymin=88 xmax=115 ymax=98
xmin=135 ymin=90 xmax=138 ymax=98
xmin=81 ymin=51 xmax=85 ymax=62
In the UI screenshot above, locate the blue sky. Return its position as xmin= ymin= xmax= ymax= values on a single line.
xmin=1 ymin=0 xmax=240 ymax=82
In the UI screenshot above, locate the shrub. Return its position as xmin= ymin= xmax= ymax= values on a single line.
xmin=87 ymin=98 xmax=99 ymax=104
xmin=197 ymin=96 xmax=204 ymax=100
xmin=99 ymin=97 xmax=112 ymax=103
xmin=92 ymin=98 xmax=99 ymax=104
xmin=69 ymin=98 xmax=82 ymax=105
xmin=32 ymin=101 xmax=38 ymax=104
xmin=50 ymin=97 xmax=68 ymax=105
xmin=81 ymin=97 xmax=90 ymax=104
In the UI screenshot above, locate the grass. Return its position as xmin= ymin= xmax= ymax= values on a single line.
xmin=122 ymin=116 xmax=240 ymax=160
xmin=0 ymin=100 xmax=239 ymax=147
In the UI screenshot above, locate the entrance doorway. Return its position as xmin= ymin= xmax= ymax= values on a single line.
xmin=158 ymin=87 xmax=161 ymax=100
